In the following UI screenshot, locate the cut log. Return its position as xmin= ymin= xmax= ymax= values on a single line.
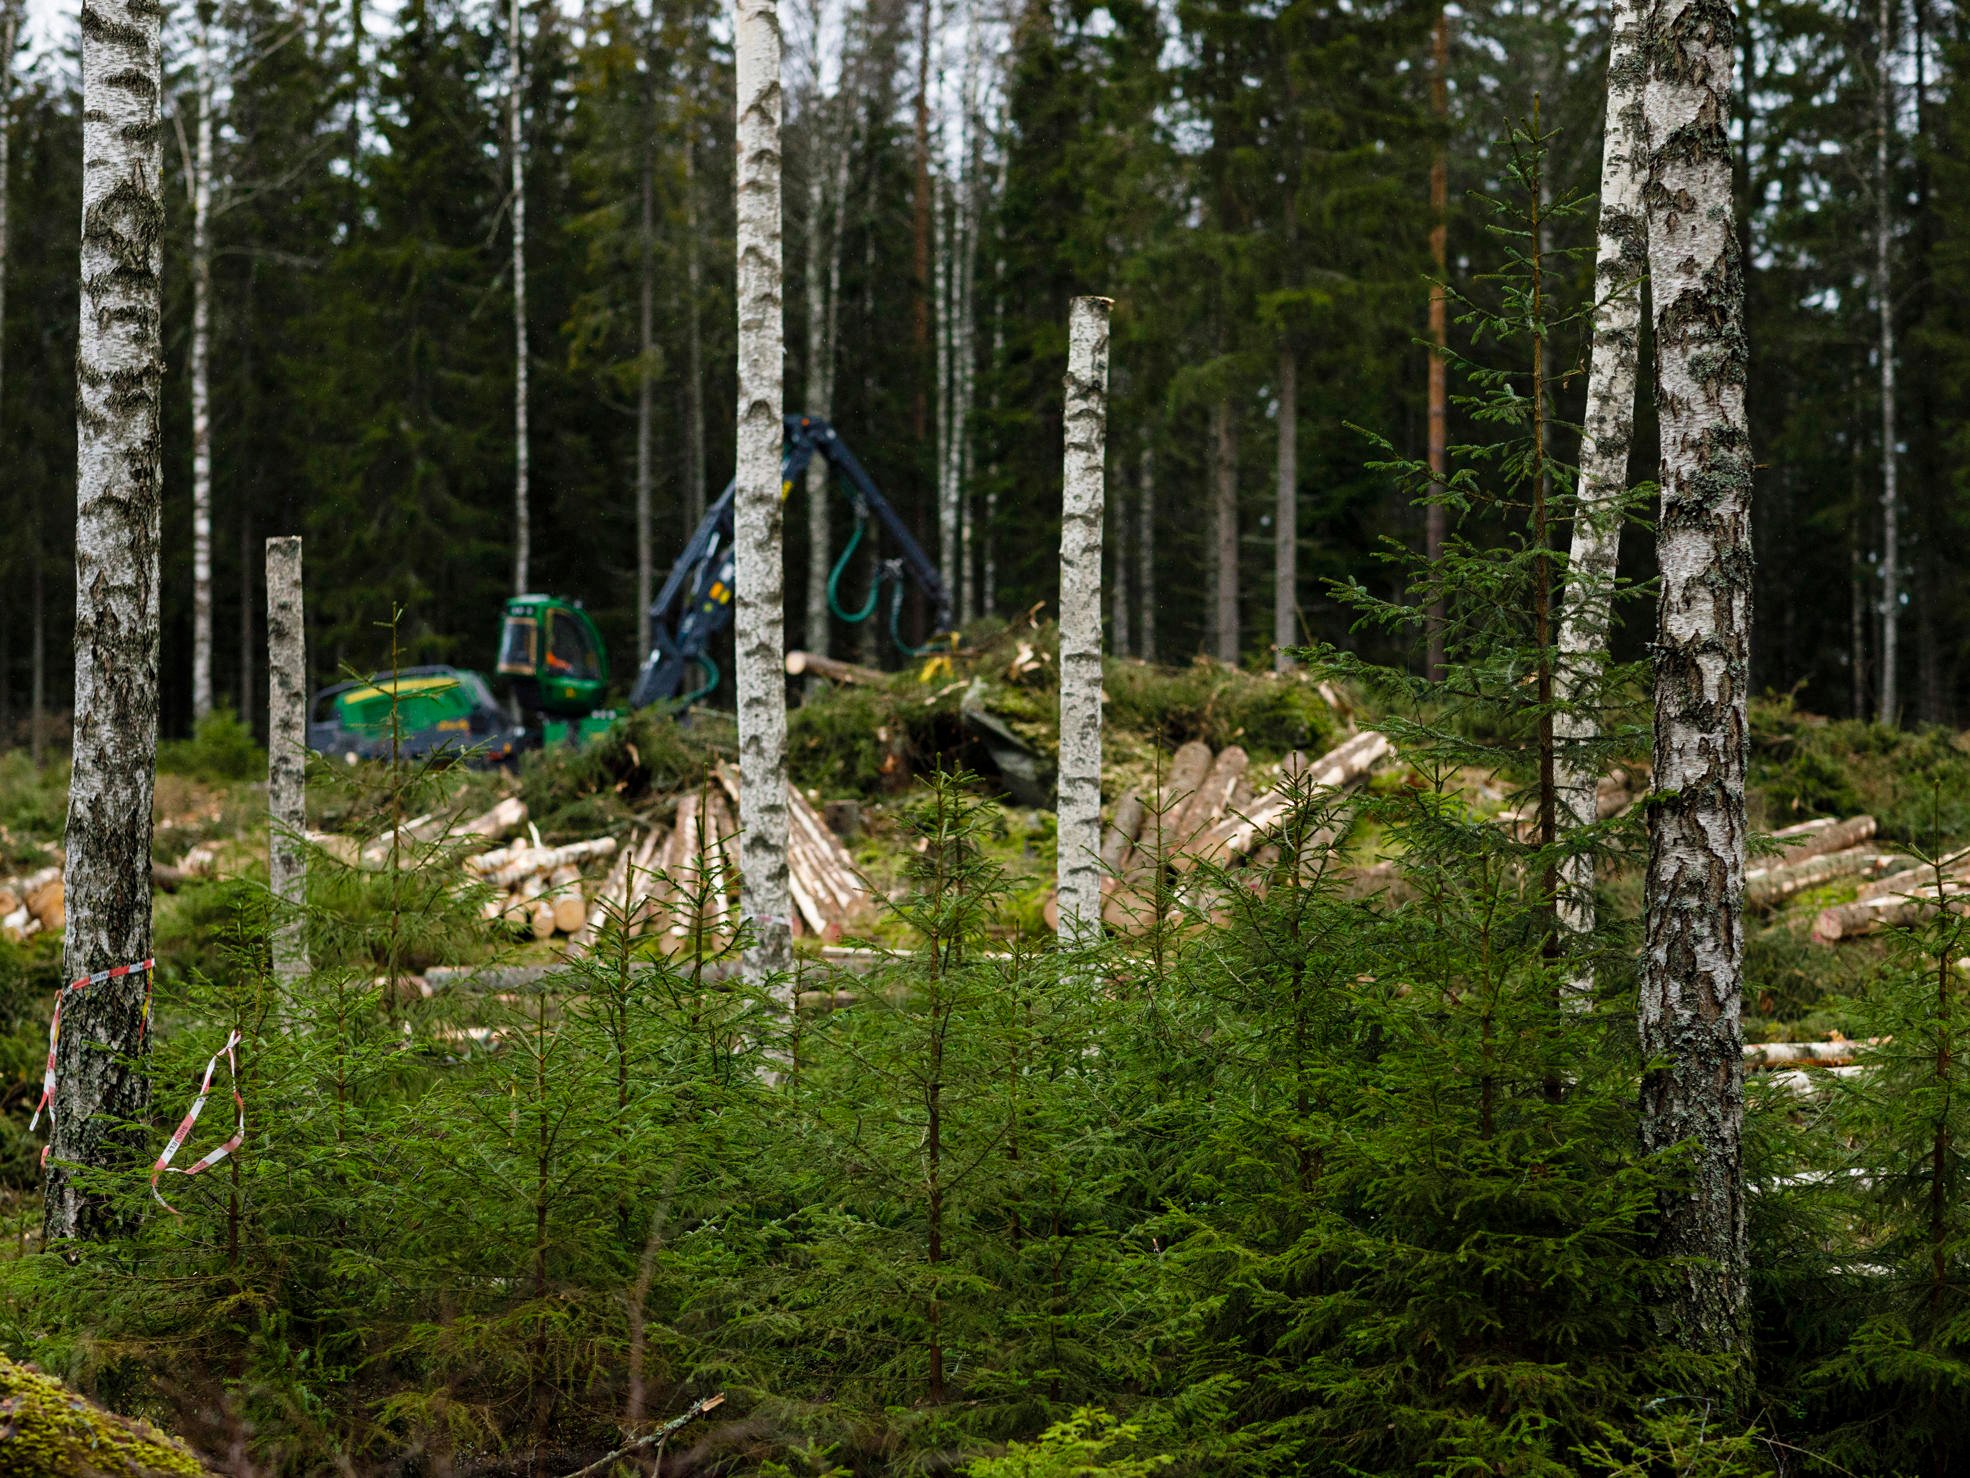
xmin=1171 ymin=745 xmax=1248 ymax=849
xmin=1101 ymin=789 xmax=1146 ymax=872
xmin=1745 ymin=847 xmax=1906 ymax=908
xmin=786 ymin=649 xmax=886 ymax=686
xmin=1852 ymin=846 xmax=1970 ymax=903
xmin=1813 ymin=887 xmax=1969 ymax=942
xmin=1772 ymin=814 xmax=1877 ymax=866
xmin=460 ymin=795 xmax=527 ymax=840
xmin=487 ymin=836 xmax=618 ymax=889
xmin=1744 ymin=1038 xmax=1871 ymax=1068
xmin=26 ymin=876 xmax=63 ymax=932
xmin=1302 ymin=729 xmax=1392 ymax=789
xmin=529 ymin=900 xmax=556 ymax=941
xmin=552 ymin=891 xmax=588 ymax=934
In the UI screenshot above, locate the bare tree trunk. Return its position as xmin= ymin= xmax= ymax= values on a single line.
xmin=508 ymin=0 xmax=531 ymax=593
xmin=1638 ymin=0 xmax=1755 ymax=1363
xmin=736 ymin=0 xmax=792 ymax=984
xmin=0 ymin=0 xmax=17 ymax=756
xmin=1425 ymin=5 xmax=1449 ymax=681
xmin=1554 ymin=0 xmax=1647 ymax=997
xmin=1876 ymin=0 xmax=1900 ymax=727
xmin=635 ymin=33 xmax=656 ymax=665
xmin=802 ymin=103 xmax=832 ymax=656
xmin=190 ymin=6 xmax=215 ymax=722
xmin=1109 ymin=427 xmax=1130 ymax=660
xmin=1211 ymin=398 xmax=1238 ymax=664
xmin=1136 ymin=437 xmax=1155 ymax=661
xmin=29 ymin=541 xmax=42 ymax=766
xmin=683 ymin=134 xmax=708 ymax=534
xmin=1057 ymin=296 xmax=1111 ymax=941
xmin=935 ymin=169 xmax=957 ymax=600
xmin=47 ymin=0 xmax=165 ymax=1242
xmin=1273 ymin=341 xmax=1297 ymax=671
xmin=238 ymin=501 xmax=254 ymax=725
xmin=266 ymin=537 xmax=309 ymax=986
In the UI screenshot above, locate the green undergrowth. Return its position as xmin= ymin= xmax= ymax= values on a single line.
xmin=1750 ymin=695 xmax=1970 ymax=842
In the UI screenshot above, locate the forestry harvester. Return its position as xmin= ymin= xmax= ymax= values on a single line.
xmin=309 ymin=416 xmax=951 ymax=765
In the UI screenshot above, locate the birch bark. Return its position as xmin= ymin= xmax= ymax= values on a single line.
xmin=735 ymin=0 xmax=792 ymax=984
xmin=1876 ymin=0 xmax=1900 ymax=726
xmin=266 ymin=537 xmax=309 ymax=986
xmin=48 ymin=0 xmax=166 ymax=1242
xmin=1554 ymin=0 xmax=1647 ymax=995
xmin=1273 ymin=342 xmax=1297 ymax=672
xmin=802 ymin=99 xmax=833 ymax=655
xmin=935 ymin=169 xmax=957 ymax=599
xmin=190 ymin=4 xmax=215 ymax=721
xmin=1637 ymin=0 xmax=1756 ymax=1360
xmin=1056 ymin=296 xmax=1111 ymax=942
xmin=683 ymin=134 xmax=707 ymax=533
xmin=508 ymin=0 xmax=531 ymax=593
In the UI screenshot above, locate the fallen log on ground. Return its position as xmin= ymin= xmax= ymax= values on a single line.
xmin=1772 ymin=814 xmax=1877 ymax=866
xmin=1744 ymin=1038 xmax=1875 ymax=1068
xmin=1813 ymin=886 xmax=1970 ymax=942
xmin=786 ymin=649 xmax=886 ymax=686
xmin=1746 ymin=847 xmax=1907 ymax=908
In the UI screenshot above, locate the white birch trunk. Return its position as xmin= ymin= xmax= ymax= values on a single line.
xmin=1554 ymin=0 xmax=1647 ymax=996
xmin=635 ymin=34 xmax=656 ymax=665
xmin=934 ymin=170 xmax=958 ymax=601
xmin=735 ymin=0 xmax=792 ymax=983
xmin=1211 ymin=398 xmax=1238 ymax=663
xmin=1056 ymin=296 xmax=1112 ymax=942
xmin=1136 ymin=438 xmax=1155 ymax=661
xmin=266 ymin=537 xmax=309 ymax=986
xmin=1875 ymin=0 xmax=1900 ymax=726
xmin=190 ymin=8 xmax=214 ymax=721
xmin=1273 ymin=342 xmax=1297 ymax=671
xmin=1109 ymin=438 xmax=1130 ymax=659
xmin=1638 ymin=0 xmax=1756 ymax=1358
xmin=508 ymin=0 xmax=531 ymax=593
xmin=48 ymin=0 xmax=165 ymax=1242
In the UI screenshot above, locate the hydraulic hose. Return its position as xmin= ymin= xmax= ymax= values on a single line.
xmin=826 ymin=515 xmax=881 ymax=623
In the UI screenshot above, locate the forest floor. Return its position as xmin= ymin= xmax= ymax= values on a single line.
xmin=0 ymin=625 xmax=1963 ymax=1148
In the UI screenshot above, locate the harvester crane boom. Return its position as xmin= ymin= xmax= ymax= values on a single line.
xmin=629 ymin=415 xmax=952 ymax=710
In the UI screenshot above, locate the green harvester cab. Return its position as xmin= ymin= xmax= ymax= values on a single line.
xmin=496 ymin=595 xmax=621 ymax=747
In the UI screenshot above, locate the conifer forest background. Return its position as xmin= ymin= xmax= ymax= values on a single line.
xmin=9 ymin=0 xmax=1970 ymax=1473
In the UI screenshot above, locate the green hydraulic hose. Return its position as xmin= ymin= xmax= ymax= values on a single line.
xmin=827 ymin=514 xmax=880 ymax=623
xmin=678 ymin=654 xmax=719 ymax=708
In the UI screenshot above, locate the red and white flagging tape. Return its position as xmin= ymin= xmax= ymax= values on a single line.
xmin=149 ymin=1028 xmax=245 ymax=1214
xmin=32 ymin=958 xmax=246 ymax=1206
xmin=30 ymin=959 xmax=155 ymax=1162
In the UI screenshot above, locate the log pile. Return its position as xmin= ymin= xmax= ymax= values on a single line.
xmin=468 ymin=836 xmax=620 ymax=941
xmin=1068 ymin=730 xmax=1395 ymax=932
xmin=1743 ymin=1035 xmax=1884 ymax=1096
xmin=567 ymin=769 xmax=870 ymax=955
xmin=0 ymin=865 xmax=63 ymax=943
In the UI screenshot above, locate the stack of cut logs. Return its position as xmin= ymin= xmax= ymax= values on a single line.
xmin=468 ymin=835 xmax=620 ymax=941
xmin=569 ymin=765 xmax=869 ymax=954
xmin=0 ymin=865 xmax=63 ymax=944
xmin=1055 ymin=729 xmax=1395 ymax=931
xmin=1743 ymin=1034 xmax=1879 ymax=1095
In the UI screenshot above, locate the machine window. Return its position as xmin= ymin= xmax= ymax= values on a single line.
xmin=547 ymin=612 xmax=600 ymax=680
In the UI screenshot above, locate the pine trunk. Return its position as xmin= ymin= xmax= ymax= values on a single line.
xmin=803 ymin=106 xmax=832 ymax=656
xmin=1274 ymin=341 xmax=1297 ymax=672
xmin=735 ymin=0 xmax=792 ymax=984
xmin=1554 ymin=0 xmax=1647 ymax=995
xmin=190 ymin=12 xmax=215 ymax=722
xmin=508 ymin=0 xmax=531 ymax=594
xmin=1056 ymin=297 xmax=1112 ymax=941
xmin=1211 ymin=398 xmax=1238 ymax=664
xmin=635 ymin=34 xmax=656 ymax=665
xmin=911 ymin=0 xmax=933 ymax=445
xmin=1425 ymin=5 xmax=1450 ymax=681
xmin=1638 ymin=0 xmax=1756 ymax=1362
xmin=1136 ymin=438 xmax=1155 ymax=661
xmin=1875 ymin=0 xmax=1900 ymax=727
xmin=47 ymin=0 xmax=165 ymax=1242
xmin=683 ymin=135 xmax=707 ymax=534
xmin=266 ymin=537 xmax=309 ymax=986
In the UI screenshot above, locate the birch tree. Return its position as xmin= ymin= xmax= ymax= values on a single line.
xmin=509 ymin=0 xmax=531 ymax=593
xmin=267 ymin=537 xmax=309 ymax=986
xmin=1637 ymin=0 xmax=1756 ymax=1359
xmin=1424 ymin=4 xmax=1450 ymax=681
xmin=189 ymin=2 xmax=216 ymax=720
xmin=47 ymin=0 xmax=166 ymax=1242
xmin=735 ymin=0 xmax=792 ymax=984
xmin=1875 ymin=0 xmax=1900 ymax=726
xmin=1553 ymin=0 xmax=1646 ymax=992
xmin=683 ymin=131 xmax=708 ymax=533
xmin=1056 ymin=296 xmax=1111 ymax=941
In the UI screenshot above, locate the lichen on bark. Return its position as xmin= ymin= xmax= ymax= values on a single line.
xmin=1637 ymin=0 xmax=1755 ymax=1363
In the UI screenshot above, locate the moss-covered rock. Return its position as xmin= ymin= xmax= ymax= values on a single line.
xmin=0 ymin=1355 xmax=209 ymax=1477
